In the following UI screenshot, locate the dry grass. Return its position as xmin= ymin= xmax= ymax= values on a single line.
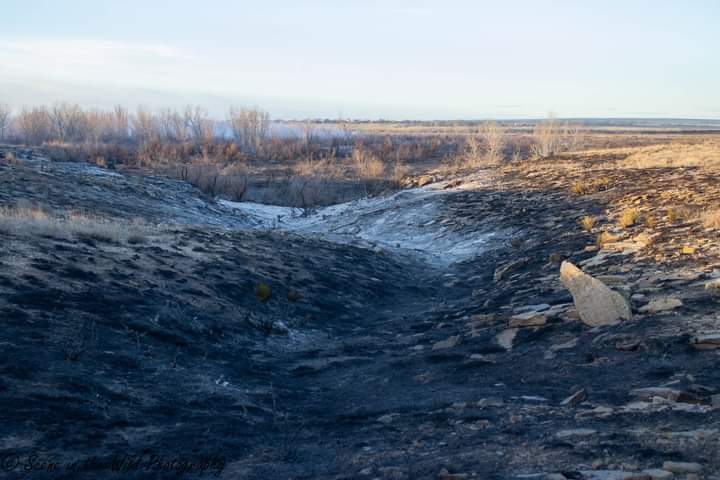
xmin=580 ymin=215 xmax=596 ymax=232
xmin=571 ymin=176 xmax=611 ymax=196
xmin=702 ymin=208 xmax=720 ymax=229
xmin=596 ymin=231 xmax=617 ymax=247
xmin=621 ymin=142 xmax=720 ymax=169
xmin=0 ymin=206 xmax=154 ymax=242
xmin=618 ymin=208 xmax=641 ymax=228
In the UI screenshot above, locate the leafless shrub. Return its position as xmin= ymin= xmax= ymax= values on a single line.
xmin=531 ymin=112 xmax=561 ymax=158
xmin=481 ymin=121 xmax=505 ymax=164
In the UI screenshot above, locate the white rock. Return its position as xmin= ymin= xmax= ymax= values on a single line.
xmin=560 ymin=261 xmax=632 ymax=327
xmin=496 ymin=328 xmax=518 ymax=350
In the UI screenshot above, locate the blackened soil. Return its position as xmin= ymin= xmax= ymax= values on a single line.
xmin=1 ymin=149 xmax=720 ymax=479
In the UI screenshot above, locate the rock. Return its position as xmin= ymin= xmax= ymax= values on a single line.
xmin=555 ymin=428 xmax=596 ymax=438
xmin=705 ymin=278 xmax=720 ymax=290
xmin=496 ymin=328 xmax=518 ymax=350
xmin=690 ymin=332 xmax=720 ymax=350
xmin=509 ymin=311 xmax=547 ymax=328
xmin=437 ymin=469 xmax=468 ymax=480
xmin=560 ymin=388 xmax=587 ymax=407
xmin=638 ymin=298 xmax=683 ymax=313
xmin=596 ymin=275 xmax=627 ymax=285
xmin=579 ymin=471 xmax=650 ymax=480
xmin=493 ymin=258 xmax=528 ymax=282
xmin=640 ymin=470 xmax=672 ymax=480
xmin=631 ymin=387 xmax=681 ymax=401
xmin=514 ymin=303 xmax=551 ymax=313
xmin=432 ymin=335 xmax=460 ymax=350
xmin=377 ymin=414 xmax=398 ymax=424
xmin=544 ymin=474 xmax=567 ymax=480
xmin=560 ymin=261 xmax=632 ymax=327
xmin=661 ymin=461 xmax=702 ymax=474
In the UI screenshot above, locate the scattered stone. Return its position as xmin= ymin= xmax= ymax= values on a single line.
xmin=596 ymin=275 xmax=627 ymax=285
xmin=494 ymin=258 xmax=528 ymax=282
xmin=432 ymin=335 xmax=460 ymax=350
xmin=661 ymin=461 xmax=702 ymax=474
xmin=514 ymin=303 xmax=551 ymax=313
xmin=560 ymin=261 xmax=632 ymax=327
xmin=555 ymin=428 xmax=596 ymax=439
xmin=550 ymin=338 xmax=578 ymax=352
xmin=544 ymin=474 xmax=567 ymax=480
xmin=377 ymin=414 xmax=398 ymax=424
xmin=631 ymin=387 xmax=681 ymax=402
xmin=560 ymin=388 xmax=587 ymax=407
xmin=509 ymin=311 xmax=547 ymax=328
xmin=689 ymin=332 xmax=720 ymax=350
xmin=638 ymin=297 xmax=683 ymax=313
xmin=437 ymin=469 xmax=468 ymax=480
xmin=579 ymin=471 xmax=650 ymax=480
xmin=640 ymin=470 xmax=672 ymax=480
xmin=496 ymin=328 xmax=518 ymax=350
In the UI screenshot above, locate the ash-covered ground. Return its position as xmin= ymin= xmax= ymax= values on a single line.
xmin=1 ymin=147 xmax=720 ymax=480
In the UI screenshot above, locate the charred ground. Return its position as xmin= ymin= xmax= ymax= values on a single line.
xmin=1 ymin=144 xmax=720 ymax=480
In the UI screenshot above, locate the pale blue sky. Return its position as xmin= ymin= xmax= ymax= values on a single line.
xmin=1 ymin=0 xmax=718 ymax=119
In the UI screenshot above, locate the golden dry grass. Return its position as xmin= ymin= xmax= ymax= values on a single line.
xmin=620 ymin=142 xmax=720 ymax=169
xmin=703 ymin=208 xmax=720 ymax=229
xmin=0 ymin=206 xmax=153 ymax=242
xmin=580 ymin=215 xmax=596 ymax=232
xmin=618 ymin=208 xmax=640 ymax=228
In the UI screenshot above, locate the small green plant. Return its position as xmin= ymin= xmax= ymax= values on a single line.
xmin=255 ymin=283 xmax=271 ymax=302
xmin=580 ymin=215 xmax=596 ymax=232
xmin=619 ymin=208 xmax=640 ymax=228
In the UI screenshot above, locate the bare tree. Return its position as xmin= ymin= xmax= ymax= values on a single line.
xmin=48 ymin=103 xmax=85 ymax=143
xmin=0 ymin=104 xmax=12 ymax=141
xmin=132 ymin=107 xmax=159 ymax=145
xmin=15 ymin=106 xmax=53 ymax=144
xmin=228 ymin=106 xmax=270 ymax=153
xmin=531 ymin=112 xmax=561 ymax=158
xmin=184 ymin=105 xmax=214 ymax=145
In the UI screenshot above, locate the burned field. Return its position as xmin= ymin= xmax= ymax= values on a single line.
xmin=1 ymin=138 xmax=720 ymax=479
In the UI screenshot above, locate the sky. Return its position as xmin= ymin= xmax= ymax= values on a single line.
xmin=1 ymin=0 xmax=719 ymax=120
